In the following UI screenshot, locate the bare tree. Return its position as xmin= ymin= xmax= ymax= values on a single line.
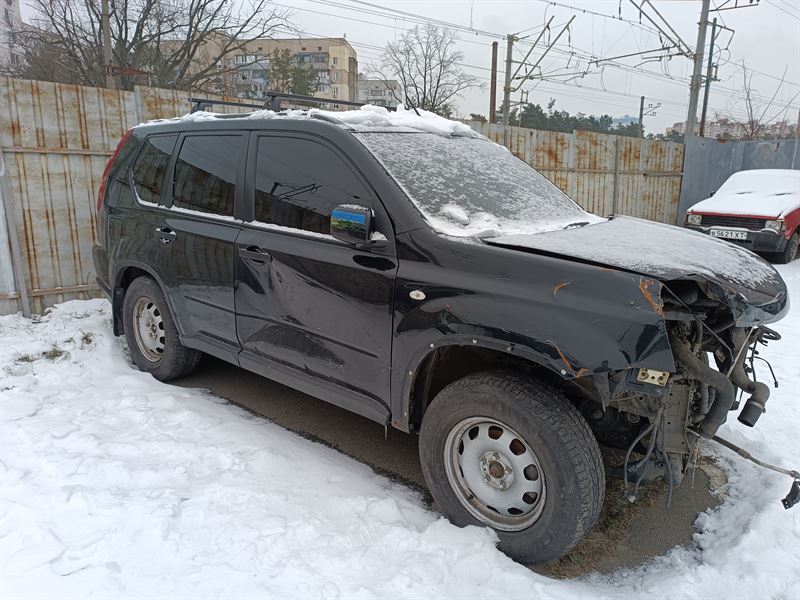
xmin=724 ymin=63 xmax=799 ymax=140
xmin=7 ymin=0 xmax=290 ymax=93
xmin=373 ymin=24 xmax=479 ymax=116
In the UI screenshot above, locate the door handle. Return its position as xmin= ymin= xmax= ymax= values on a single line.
xmin=155 ymin=227 xmax=177 ymax=245
xmin=238 ymin=246 xmax=272 ymax=263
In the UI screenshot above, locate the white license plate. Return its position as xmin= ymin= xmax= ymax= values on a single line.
xmin=710 ymin=229 xmax=748 ymax=240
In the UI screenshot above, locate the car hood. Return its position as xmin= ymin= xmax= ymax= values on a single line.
xmin=689 ymin=192 xmax=799 ymax=219
xmin=486 ymin=216 xmax=789 ymax=325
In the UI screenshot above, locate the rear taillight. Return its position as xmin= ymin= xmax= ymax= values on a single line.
xmin=97 ymin=128 xmax=133 ymax=211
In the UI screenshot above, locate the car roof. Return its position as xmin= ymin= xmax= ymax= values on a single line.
xmin=132 ymin=106 xmax=482 ymax=139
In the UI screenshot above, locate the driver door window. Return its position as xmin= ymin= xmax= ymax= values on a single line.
xmin=254 ymin=136 xmax=372 ymax=235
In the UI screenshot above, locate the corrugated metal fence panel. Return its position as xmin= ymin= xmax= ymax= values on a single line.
xmin=468 ymin=122 xmax=683 ymax=224
xmin=135 ymin=86 xmax=245 ymax=121
xmin=0 ymin=77 xmax=139 ymax=313
xmin=0 ymin=78 xmax=239 ymax=315
xmin=0 ymin=182 xmax=17 ymax=315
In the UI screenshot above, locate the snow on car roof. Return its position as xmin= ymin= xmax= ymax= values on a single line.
xmin=688 ymin=169 xmax=800 ymax=218
xmin=141 ymin=104 xmax=480 ymax=138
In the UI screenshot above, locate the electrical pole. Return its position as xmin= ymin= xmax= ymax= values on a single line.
xmin=101 ymin=0 xmax=114 ymax=90
xmin=502 ymin=33 xmax=515 ymax=138
xmin=489 ymin=41 xmax=498 ymax=123
xmin=639 ymin=96 xmax=645 ymax=138
xmin=791 ymin=106 xmax=799 ymax=169
xmin=699 ymin=17 xmax=718 ymax=138
xmin=684 ymin=0 xmax=711 ymax=144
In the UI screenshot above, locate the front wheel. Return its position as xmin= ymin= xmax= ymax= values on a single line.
xmin=774 ymin=232 xmax=798 ymax=264
xmin=419 ymin=371 xmax=605 ymax=564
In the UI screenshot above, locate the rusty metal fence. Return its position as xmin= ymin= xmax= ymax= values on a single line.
xmin=0 ymin=78 xmax=241 ymax=315
xmin=0 ymin=77 xmax=685 ymax=316
xmin=468 ymin=123 xmax=684 ymax=224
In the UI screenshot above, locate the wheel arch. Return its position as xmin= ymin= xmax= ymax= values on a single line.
xmin=401 ymin=338 xmax=582 ymax=433
xmin=111 ymin=261 xmax=173 ymax=336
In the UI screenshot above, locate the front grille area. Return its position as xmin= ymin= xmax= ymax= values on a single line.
xmin=700 ymin=215 xmax=767 ymax=230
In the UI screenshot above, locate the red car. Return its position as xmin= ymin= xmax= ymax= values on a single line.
xmin=685 ymin=169 xmax=800 ymax=264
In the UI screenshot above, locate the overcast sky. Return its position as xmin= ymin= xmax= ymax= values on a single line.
xmin=21 ymin=0 xmax=800 ymax=133
xmin=274 ymin=0 xmax=800 ymax=133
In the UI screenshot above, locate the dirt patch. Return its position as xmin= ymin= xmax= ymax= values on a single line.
xmin=536 ymin=451 xmax=723 ymax=578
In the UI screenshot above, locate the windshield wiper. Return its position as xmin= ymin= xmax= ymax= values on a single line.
xmin=563 ymin=221 xmax=590 ymax=229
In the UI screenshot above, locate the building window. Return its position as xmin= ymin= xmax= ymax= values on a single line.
xmin=301 ymin=46 xmax=306 ymax=51
xmin=331 ymin=71 xmax=338 ymax=82
xmin=317 ymin=46 xmax=322 ymax=51
xmin=173 ymin=136 xmax=241 ymax=217
xmin=331 ymin=86 xmax=338 ymax=97
xmin=332 ymin=56 xmax=338 ymax=66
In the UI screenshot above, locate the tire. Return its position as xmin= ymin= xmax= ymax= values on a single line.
xmin=774 ymin=232 xmax=798 ymax=264
xmin=419 ymin=370 xmax=605 ymax=564
xmin=122 ymin=276 xmax=201 ymax=381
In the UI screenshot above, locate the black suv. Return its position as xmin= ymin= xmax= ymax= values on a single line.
xmin=93 ymin=102 xmax=789 ymax=564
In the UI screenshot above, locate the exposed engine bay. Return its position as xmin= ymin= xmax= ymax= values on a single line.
xmin=573 ymin=278 xmax=799 ymax=509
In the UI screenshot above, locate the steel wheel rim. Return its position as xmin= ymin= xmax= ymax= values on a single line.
xmin=444 ymin=416 xmax=546 ymax=531
xmin=132 ymin=296 xmax=165 ymax=362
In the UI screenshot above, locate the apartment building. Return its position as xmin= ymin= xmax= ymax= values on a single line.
xmin=357 ymin=76 xmax=401 ymax=108
xmin=225 ymin=37 xmax=358 ymax=104
xmin=0 ymin=0 xmax=23 ymax=69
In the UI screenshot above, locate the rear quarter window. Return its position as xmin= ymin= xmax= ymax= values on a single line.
xmin=173 ymin=135 xmax=241 ymax=217
xmin=131 ymin=135 xmax=178 ymax=205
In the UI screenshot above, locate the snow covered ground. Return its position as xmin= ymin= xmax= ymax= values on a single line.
xmin=1 ymin=263 xmax=798 ymax=599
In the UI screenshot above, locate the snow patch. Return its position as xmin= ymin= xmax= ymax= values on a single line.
xmin=1 ymin=263 xmax=799 ymax=598
xmin=139 ymin=104 xmax=479 ymax=138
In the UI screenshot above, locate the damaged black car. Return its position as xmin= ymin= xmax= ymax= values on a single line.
xmin=93 ymin=104 xmax=792 ymax=565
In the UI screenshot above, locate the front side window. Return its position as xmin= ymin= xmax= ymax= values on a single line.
xmin=131 ymin=134 xmax=177 ymax=205
xmin=173 ymin=135 xmax=240 ymax=217
xmin=253 ymin=136 xmax=371 ymax=235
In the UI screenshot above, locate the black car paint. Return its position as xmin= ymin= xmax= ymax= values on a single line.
xmin=94 ymin=115 xmax=789 ymax=433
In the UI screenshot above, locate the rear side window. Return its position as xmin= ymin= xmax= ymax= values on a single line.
xmin=131 ymin=135 xmax=177 ymax=205
xmin=254 ymin=136 xmax=371 ymax=235
xmin=173 ymin=135 xmax=241 ymax=217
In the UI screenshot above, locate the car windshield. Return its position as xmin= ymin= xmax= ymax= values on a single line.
xmin=355 ymin=132 xmax=604 ymax=237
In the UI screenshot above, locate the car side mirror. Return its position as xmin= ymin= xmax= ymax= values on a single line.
xmin=331 ymin=205 xmax=373 ymax=246
xmin=710 ymin=190 xmax=716 ymax=197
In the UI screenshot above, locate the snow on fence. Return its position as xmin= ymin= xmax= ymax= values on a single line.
xmin=0 ymin=77 xmax=685 ymax=316
xmin=467 ymin=122 xmax=685 ymax=226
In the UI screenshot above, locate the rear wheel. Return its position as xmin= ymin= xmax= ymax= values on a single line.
xmin=774 ymin=232 xmax=798 ymax=264
xmin=122 ymin=276 xmax=201 ymax=381
xmin=419 ymin=370 xmax=604 ymax=564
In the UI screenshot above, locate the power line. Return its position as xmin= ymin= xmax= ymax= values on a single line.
xmin=277 ymin=1 xmax=795 ymax=127
xmin=765 ymin=0 xmax=800 ymax=20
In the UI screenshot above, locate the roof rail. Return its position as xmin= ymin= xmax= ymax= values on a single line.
xmin=188 ymin=98 xmax=265 ymax=113
xmin=189 ymin=91 xmax=395 ymax=114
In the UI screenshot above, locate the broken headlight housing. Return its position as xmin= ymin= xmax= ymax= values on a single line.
xmin=686 ymin=213 xmax=702 ymax=226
